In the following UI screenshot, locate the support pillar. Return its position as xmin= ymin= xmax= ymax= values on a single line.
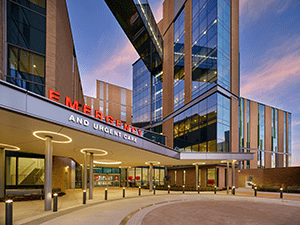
xmin=0 ymin=147 xmax=5 ymax=198
xmin=195 ymin=164 xmax=199 ymax=188
xmin=45 ymin=136 xmax=53 ymax=211
xmin=70 ymin=160 xmax=75 ymax=189
xmin=89 ymin=153 xmax=93 ymax=199
xmin=227 ymin=161 xmax=229 ymax=194
xmin=149 ymin=163 xmax=153 ymax=192
xmin=232 ymin=160 xmax=236 ymax=189
xmin=83 ymin=152 xmax=87 ymax=191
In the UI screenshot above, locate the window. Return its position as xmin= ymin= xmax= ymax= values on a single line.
xmin=7 ymin=1 xmax=46 ymax=54
xmin=136 ymin=168 xmax=142 ymax=186
xmin=121 ymin=106 xmax=126 ymax=122
xmin=258 ymin=104 xmax=265 ymax=168
xmin=160 ymin=169 xmax=165 ymax=185
xmin=6 ymin=157 xmax=16 ymax=185
xmin=11 ymin=0 xmax=46 ymax=15
xmin=121 ymin=88 xmax=127 ymax=105
xmin=99 ymin=82 xmax=104 ymax=99
xmin=174 ymin=8 xmax=185 ymax=111
xmin=142 ymin=168 xmax=148 ymax=185
xmin=206 ymin=168 xmax=218 ymax=187
xmin=174 ymin=93 xmax=229 ymax=153
xmin=132 ymin=59 xmax=151 ymax=126
xmin=6 ymin=152 xmax=44 ymax=188
xmin=7 ymin=45 xmax=45 ymax=96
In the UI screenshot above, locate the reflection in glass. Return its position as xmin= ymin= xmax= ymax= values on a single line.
xmin=18 ymin=157 xmax=44 ymax=185
xmin=133 ymin=59 xmax=151 ymax=127
xmin=192 ymin=0 xmax=231 ymax=99
xmin=258 ymin=104 xmax=265 ymax=168
xmin=6 ymin=157 xmax=16 ymax=185
xmin=7 ymin=45 xmax=45 ymax=96
xmin=271 ymin=108 xmax=278 ymax=168
xmin=174 ymin=9 xmax=185 ymax=111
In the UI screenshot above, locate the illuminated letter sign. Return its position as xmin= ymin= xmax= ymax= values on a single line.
xmin=48 ymin=90 xmax=143 ymax=137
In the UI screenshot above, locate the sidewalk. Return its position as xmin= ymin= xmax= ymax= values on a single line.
xmin=1 ymin=187 xmax=300 ymax=225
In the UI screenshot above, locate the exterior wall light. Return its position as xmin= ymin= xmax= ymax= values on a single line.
xmin=33 ymin=131 xmax=72 ymax=143
xmin=80 ymin=148 xmax=108 ymax=156
xmin=0 ymin=143 xmax=20 ymax=151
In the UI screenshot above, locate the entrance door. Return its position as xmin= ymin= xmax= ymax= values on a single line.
xmin=107 ymin=174 xmax=120 ymax=187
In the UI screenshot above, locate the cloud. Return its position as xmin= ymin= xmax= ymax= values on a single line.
xmin=239 ymin=0 xmax=292 ymax=26
xmin=293 ymin=121 xmax=300 ymax=126
xmin=240 ymin=35 xmax=300 ymax=101
xmin=81 ymin=40 xmax=139 ymax=97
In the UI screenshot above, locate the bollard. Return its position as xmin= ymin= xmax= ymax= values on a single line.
xmin=153 ymin=186 xmax=156 ymax=195
xmin=232 ymin=186 xmax=235 ymax=195
xmin=168 ymin=185 xmax=170 ymax=194
xmin=183 ymin=185 xmax=185 ymax=194
xmin=83 ymin=190 xmax=87 ymax=204
xmin=214 ymin=186 xmax=216 ymax=194
xmin=53 ymin=193 xmax=58 ymax=212
xmin=105 ymin=188 xmax=108 ymax=200
xmin=254 ymin=187 xmax=257 ymax=196
xmin=123 ymin=187 xmax=125 ymax=198
xmin=198 ymin=185 xmax=200 ymax=194
xmin=139 ymin=186 xmax=141 ymax=196
xmin=5 ymin=199 xmax=13 ymax=225
xmin=280 ymin=188 xmax=283 ymax=199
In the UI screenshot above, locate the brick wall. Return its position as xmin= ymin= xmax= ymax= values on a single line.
xmin=52 ymin=156 xmax=73 ymax=192
xmin=238 ymin=167 xmax=300 ymax=187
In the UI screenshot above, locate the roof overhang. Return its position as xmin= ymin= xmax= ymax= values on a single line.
xmin=0 ymin=81 xmax=253 ymax=167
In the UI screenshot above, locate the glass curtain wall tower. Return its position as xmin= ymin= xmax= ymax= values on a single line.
xmin=129 ymin=0 xmax=239 ymax=152
xmin=159 ymin=0 xmax=239 ymax=152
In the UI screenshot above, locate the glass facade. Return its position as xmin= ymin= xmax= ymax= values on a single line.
xmin=6 ymin=0 xmax=46 ymax=96
xmin=152 ymin=70 xmax=163 ymax=123
xmin=284 ymin=112 xmax=286 ymax=167
xmin=11 ymin=0 xmax=46 ymax=15
xmin=271 ymin=108 xmax=278 ymax=168
xmin=174 ymin=9 xmax=185 ymax=111
xmin=288 ymin=113 xmax=291 ymax=167
xmin=239 ymin=98 xmax=244 ymax=169
xmin=206 ymin=168 xmax=218 ymax=187
xmin=258 ymin=104 xmax=265 ymax=168
xmin=124 ymin=167 xmax=164 ymax=186
xmin=191 ymin=0 xmax=230 ymax=100
xmin=174 ymin=93 xmax=229 ymax=152
xmin=5 ymin=151 xmax=44 ymax=188
xmin=246 ymin=100 xmax=250 ymax=168
xmin=133 ymin=59 xmax=151 ymax=127
xmin=121 ymin=88 xmax=127 ymax=121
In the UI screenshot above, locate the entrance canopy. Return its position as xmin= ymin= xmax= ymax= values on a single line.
xmin=0 ymin=81 xmax=253 ymax=167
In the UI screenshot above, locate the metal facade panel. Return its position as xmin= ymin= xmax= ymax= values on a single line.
xmin=0 ymin=83 xmax=27 ymax=112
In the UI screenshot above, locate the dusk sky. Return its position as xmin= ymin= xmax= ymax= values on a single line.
xmin=66 ymin=0 xmax=300 ymax=166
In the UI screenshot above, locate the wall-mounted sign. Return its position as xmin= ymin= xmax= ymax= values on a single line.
xmin=68 ymin=114 xmax=137 ymax=143
xmin=49 ymin=89 xmax=143 ymax=138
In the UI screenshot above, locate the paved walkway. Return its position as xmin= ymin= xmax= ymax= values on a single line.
xmin=0 ymin=188 xmax=299 ymax=225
